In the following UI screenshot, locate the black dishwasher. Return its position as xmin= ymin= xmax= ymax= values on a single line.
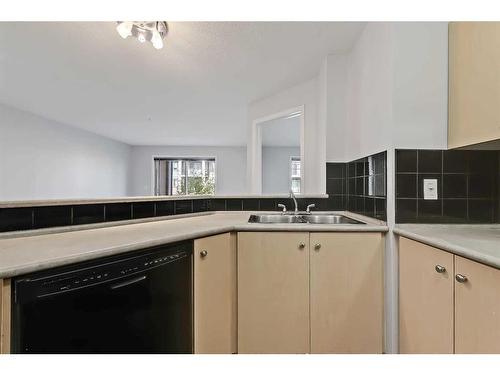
xmin=11 ymin=241 xmax=193 ymax=354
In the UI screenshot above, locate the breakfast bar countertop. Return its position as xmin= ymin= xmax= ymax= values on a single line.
xmin=0 ymin=211 xmax=387 ymax=279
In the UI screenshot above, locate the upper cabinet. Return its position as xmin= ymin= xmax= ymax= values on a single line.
xmin=448 ymin=22 xmax=500 ymax=148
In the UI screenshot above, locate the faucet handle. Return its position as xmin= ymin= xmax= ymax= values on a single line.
xmin=277 ymin=204 xmax=287 ymax=213
xmin=306 ymin=204 xmax=316 ymax=213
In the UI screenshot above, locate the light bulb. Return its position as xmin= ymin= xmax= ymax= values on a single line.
xmin=116 ymin=22 xmax=132 ymax=39
xmin=137 ymin=32 xmax=146 ymax=43
xmin=151 ymin=31 xmax=164 ymax=49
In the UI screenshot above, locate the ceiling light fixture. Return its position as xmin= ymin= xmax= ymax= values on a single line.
xmin=116 ymin=21 xmax=168 ymax=50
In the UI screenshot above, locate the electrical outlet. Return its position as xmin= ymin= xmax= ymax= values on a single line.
xmin=423 ymin=179 xmax=438 ymax=200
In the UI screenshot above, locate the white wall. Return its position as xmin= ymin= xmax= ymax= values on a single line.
xmin=0 ymin=103 xmax=131 ymax=200
xmin=262 ymin=146 xmax=300 ymax=194
xmin=391 ymin=22 xmax=449 ymax=149
xmin=129 ymin=145 xmax=247 ymax=196
xmin=325 ymin=22 xmax=448 ymax=162
xmin=247 ymin=77 xmax=325 ymax=194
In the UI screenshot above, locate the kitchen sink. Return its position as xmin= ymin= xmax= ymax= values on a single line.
xmin=305 ymin=214 xmax=363 ymax=224
xmin=248 ymin=213 xmax=365 ymax=224
xmin=248 ymin=214 xmax=307 ymax=224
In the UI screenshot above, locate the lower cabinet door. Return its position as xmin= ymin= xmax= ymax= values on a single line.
xmin=310 ymin=232 xmax=384 ymax=353
xmin=455 ymin=255 xmax=500 ymax=353
xmin=399 ymin=238 xmax=454 ymax=354
xmin=194 ymin=233 xmax=237 ymax=354
xmin=1 ymin=279 xmax=11 ymax=354
xmin=237 ymin=232 xmax=310 ymax=354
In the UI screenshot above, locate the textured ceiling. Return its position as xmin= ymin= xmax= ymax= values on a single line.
xmin=0 ymin=22 xmax=365 ymax=146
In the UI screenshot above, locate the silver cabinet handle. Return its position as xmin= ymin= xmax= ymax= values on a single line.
xmin=435 ymin=265 xmax=446 ymax=273
xmin=298 ymin=242 xmax=305 ymax=249
xmin=314 ymin=243 xmax=321 ymax=250
xmin=455 ymin=274 xmax=468 ymax=283
xmin=200 ymin=250 xmax=208 ymax=257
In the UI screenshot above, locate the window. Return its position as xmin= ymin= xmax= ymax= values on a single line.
xmin=290 ymin=157 xmax=301 ymax=194
xmin=154 ymin=158 xmax=216 ymax=196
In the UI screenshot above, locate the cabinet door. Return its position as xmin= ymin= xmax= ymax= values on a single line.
xmin=194 ymin=233 xmax=237 ymax=354
xmin=0 ymin=279 xmax=11 ymax=354
xmin=448 ymin=22 xmax=500 ymax=148
xmin=310 ymin=232 xmax=384 ymax=353
xmin=238 ymin=232 xmax=309 ymax=353
xmin=455 ymin=256 xmax=500 ymax=353
xmin=399 ymin=238 xmax=454 ymax=354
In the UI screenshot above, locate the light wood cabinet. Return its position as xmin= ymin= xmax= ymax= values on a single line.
xmin=399 ymin=237 xmax=500 ymax=353
xmin=448 ymin=22 xmax=500 ymax=148
xmin=310 ymin=232 xmax=384 ymax=353
xmin=193 ymin=233 xmax=237 ymax=354
xmin=399 ymin=237 xmax=454 ymax=354
xmin=237 ymin=232 xmax=310 ymax=353
xmin=455 ymin=256 xmax=500 ymax=353
xmin=0 ymin=279 xmax=11 ymax=354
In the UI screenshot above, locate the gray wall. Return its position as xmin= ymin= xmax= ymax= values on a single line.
xmin=129 ymin=145 xmax=247 ymax=196
xmin=262 ymin=146 xmax=300 ymax=194
xmin=0 ymin=103 xmax=131 ymax=200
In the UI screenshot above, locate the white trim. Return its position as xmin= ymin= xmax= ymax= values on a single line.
xmin=150 ymin=155 xmax=218 ymax=196
xmin=250 ymin=104 xmax=305 ymax=194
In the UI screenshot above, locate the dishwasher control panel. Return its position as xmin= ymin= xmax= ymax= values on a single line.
xmin=13 ymin=245 xmax=191 ymax=301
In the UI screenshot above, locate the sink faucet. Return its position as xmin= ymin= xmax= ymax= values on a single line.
xmin=289 ymin=189 xmax=299 ymax=214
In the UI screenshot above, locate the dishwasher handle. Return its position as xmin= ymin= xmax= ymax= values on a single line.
xmin=110 ymin=275 xmax=147 ymax=290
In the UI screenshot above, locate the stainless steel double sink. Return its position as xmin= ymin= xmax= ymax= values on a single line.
xmin=248 ymin=213 xmax=364 ymax=225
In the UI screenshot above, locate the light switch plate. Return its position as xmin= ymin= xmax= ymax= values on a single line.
xmin=423 ymin=179 xmax=438 ymax=200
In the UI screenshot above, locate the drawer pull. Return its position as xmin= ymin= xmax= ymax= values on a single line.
xmin=435 ymin=265 xmax=446 ymax=273
xmin=455 ymin=274 xmax=468 ymax=283
xmin=200 ymin=250 xmax=208 ymax=257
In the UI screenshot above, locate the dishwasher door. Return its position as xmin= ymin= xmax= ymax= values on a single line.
xmin=11 ymin=243 xmax=193 ymax=354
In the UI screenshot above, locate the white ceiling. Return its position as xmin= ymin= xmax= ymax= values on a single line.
xmin=0 ymin=22 xmax=365 ymax=146
xmin=261 ymin=115 xmax=300 ymax=147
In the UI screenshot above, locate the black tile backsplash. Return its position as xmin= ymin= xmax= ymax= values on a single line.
xmin=242 ymin=199 xmax=260 ymax=211
xmin=395 ymin=149 xmax=500 ymax=223
xmin=226 ymin=199 xmax=243 ymax=211
xmin=396 ymin=150 xmax=418 ymax=173
xmin=193 ymin=199 xmax=210 ymax=213
xmin=326 ymin=151 xmax=387 ymax=220
xmin=0 ymin=152 xmax=389 ymax=233
xmin=73 ymin=204 xmax=105 ymax=225
xmin=0 ymin=207 xmax=33 ymax=232
xmin=132 ymin=202 xmax=155 ymax=219
xmin=105 ymin=203 xmax=132 ymax=222
xmin=155 ymin=201 xmax=174 ymax=216
xmin=34 ymin=206 xmax=72 ymax=229
xmin=174 ymin=200 xmax=193 ymax=215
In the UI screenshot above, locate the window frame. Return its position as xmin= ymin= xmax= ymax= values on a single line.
xmin=152 ymin=156 xmax=217 ymax=196
xmin=289 ymin=156 xmax=301 ymax=194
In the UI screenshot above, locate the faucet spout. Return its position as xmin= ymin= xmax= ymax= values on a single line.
xmin=289 ymin=190 xmax=298 ymax=214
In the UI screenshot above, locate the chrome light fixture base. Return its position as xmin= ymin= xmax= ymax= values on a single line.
xmin=116 ymin=21 xmax=168 ymax=50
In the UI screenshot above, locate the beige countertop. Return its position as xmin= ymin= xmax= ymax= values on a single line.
xmin=0 ymin=211 xmax=387 ymax=279
xmin=394 ymin=224 xmax=500 ymax=269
